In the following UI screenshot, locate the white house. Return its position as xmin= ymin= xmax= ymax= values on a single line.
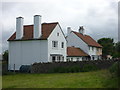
xmin=8 ymin=15 xmax=66 ymax=70
xmin=66 ymin=26 xmax=102 ymax=60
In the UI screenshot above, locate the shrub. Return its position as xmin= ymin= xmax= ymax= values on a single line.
xmin=81 ymin=64 xmax=98 ymax=72
xmin=19 ymin=65 xmax=31 ymax=73
xmin=109 ymin=61 xmax=120 ymax=77
xmin=52 ymin=66 xmax=81 ymax=73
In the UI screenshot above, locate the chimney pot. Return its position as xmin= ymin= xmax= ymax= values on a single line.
xmin=79 ymin=26 xmax=85 ymax=35
xmin=67 ymin=27 xmax=72 ymax=36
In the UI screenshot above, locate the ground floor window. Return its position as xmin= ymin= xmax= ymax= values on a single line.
xmin=52 ymin=56 xmax=56 ymax=62
xmin=76 ymin=58 xmax=79 ymax=61
xmin=62 ymin=56 xmax=64 ymax=61
xmin=71 ymin=58 xmax=73 ymax=61
xmin=51 ymin=55 xmax=64 ymax=62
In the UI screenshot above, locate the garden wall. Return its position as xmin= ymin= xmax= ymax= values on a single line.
xmin=31 ymin=59 xmax=119 ymax=73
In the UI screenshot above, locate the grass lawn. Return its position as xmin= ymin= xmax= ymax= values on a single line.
xmin=2 ymin=69 xmax=119 ymax=88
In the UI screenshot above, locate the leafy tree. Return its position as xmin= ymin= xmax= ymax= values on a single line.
xmin=98 ymin=38 xmax=114 ymax=56
xmin=113 ymin=42 xmax=120 ymax=58
xmin=2 ymin=50 xmax=8 ymax=62
xmin=115 ymin=42 xmax=120 ymax=52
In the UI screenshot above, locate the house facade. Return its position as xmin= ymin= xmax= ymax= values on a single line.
xmin=8 ymin=15 xmax=66 ymax=70
xmin=66 ymin=27 xmax=102 ymax=60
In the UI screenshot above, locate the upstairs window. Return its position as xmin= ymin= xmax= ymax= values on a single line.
xmin=61 ymin=42 xmax=64 ymax=48
xmin=57 ymin=33 xmax=59 ymax=36
xmin=97 ymin=48 xmax=99 ymax=51
xmin=52 ymin=41 xmax=58 ymax=48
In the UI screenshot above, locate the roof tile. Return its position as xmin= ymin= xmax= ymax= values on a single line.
xmin=67 ymin=47 xmax=89 ymax=57
xmin=72 ymin=31 xmax=102 ymax=48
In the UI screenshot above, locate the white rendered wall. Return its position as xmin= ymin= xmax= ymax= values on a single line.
xmin=67 ymin=57 xmax=82 ymax=61
xmin=9 ymin=40 xmax=48 ymax=70
xmin=88 ymin=46 xmax=99 ymax=60
xmin=48 ymin=24 xmax=66 ymax=62
xmin=66 ymin=32 xmax=89 ymax=54
xmin=88 ymin=46 xmax=97 ymax=56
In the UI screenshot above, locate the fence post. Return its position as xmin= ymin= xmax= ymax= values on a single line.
xmin=14 ymin=64 xmax=15 ymax=73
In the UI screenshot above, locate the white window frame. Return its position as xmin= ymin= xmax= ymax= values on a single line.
xmin=61 ymin=42 xmax=64 ymax=48
xmin=52 ymin=41 xmax=58 ymax=48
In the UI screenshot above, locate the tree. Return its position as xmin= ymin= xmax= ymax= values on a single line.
xmin=115 ymin=42 xmax=120 ymax=52
xmin=97 ymin=38 xmax=114 ymax=56
xmin=112 ymin=42 xmax=120 ymax=58
xmin=2 ymin=50 xmax=8 ymax=62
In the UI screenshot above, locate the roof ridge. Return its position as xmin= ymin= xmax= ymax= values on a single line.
xmin=42 ymin=22 xmax=58 ymax=24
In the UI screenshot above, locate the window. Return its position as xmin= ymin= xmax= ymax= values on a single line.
xmin=89 ymin=47 xmax=90 ymax=50
xmin=57 ymin=33 xmax=59 ymax=36
xmin=52 ymin=56 xmax=56 ymax=62
xmin=52 ymin=41 xmax=58 ymax=48
xmin=61 ymin=42 xmax=64 ymax=48
xmin=67 ymin=58 xmax=70 ymax=62
xmin=62 ymin=56 xmax=64 ymax=61
xmin=57 ymin=56 xmax=61 ymax=62
xmin=76 ymin=58 xmax=79 ymax=61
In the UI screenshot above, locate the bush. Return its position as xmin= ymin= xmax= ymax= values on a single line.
xmin=19 ymin=65 xmax=31 ymax=73
xmin=109 ymin=61 xmax=120 ymax=77
xmin=81 ymin=64 xmax=98 ymax=72
xmin=51 ymin=64 xmax=98 ymax=73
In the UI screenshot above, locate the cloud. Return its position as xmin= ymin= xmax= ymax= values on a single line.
xmin=1 ymin=0 xmax=118 ymax=53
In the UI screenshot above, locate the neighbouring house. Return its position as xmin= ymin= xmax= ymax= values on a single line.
xmin=67 ymin=46 xmax=90 ymax=61
xmin=66 ymin=26 xmax=102 ymax=60
xmin=8 ymin=15 xmax=66 ymax=70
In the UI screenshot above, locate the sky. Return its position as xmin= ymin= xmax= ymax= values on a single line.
xmin=0 ymin=0 xmax=119 ymax=54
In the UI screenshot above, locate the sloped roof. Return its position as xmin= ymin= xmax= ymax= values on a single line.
xmin=67 ymin=47 xmax=89 ymax=57
xmin=8 ymin=22 xmax=58 ymax=41
xmin=72 ymin=31 xmax=102 ymax=48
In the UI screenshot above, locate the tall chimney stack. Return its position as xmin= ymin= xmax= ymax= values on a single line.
xmin=16 ymin=17 xmax=24 ymax=39
xmin=67 ymin=27 xmax=72 ymax=36
xmin=79 ymin=26 xmax=84 ymax=35
xmin=34 ymin=15 xmax=42 ymax=38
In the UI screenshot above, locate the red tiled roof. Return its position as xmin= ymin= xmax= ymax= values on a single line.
xmin=67 ymin=47 xmax=89 ymax=57
xmin=8 ymin=22 xmax=58 ymax=41
xmin=72 ymin=31 xmax=102 ymax=48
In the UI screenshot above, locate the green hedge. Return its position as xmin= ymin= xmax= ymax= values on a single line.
xmin=49 ymin=64 xmax=98 ymax=73
xmin=109 ymin=61 xmax=120 ymax=77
